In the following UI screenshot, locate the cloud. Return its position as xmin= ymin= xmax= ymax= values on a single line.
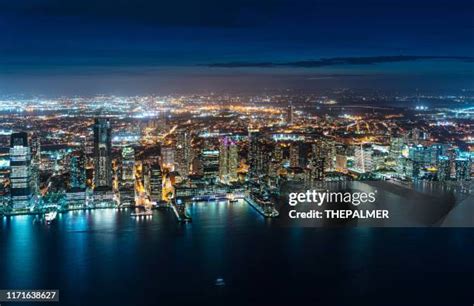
xmin=207 ymin=56 xmax=474 ymax=68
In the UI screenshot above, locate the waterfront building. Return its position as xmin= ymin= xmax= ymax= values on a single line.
xmin=148 ymin=163 xmax=163 ymax=203
xmin=120 ymin=147 xmax=136 ymax=206
xmin=218 ymin=136 xmax=239 ymax=184
xmin=200 ymin=150 xmax=219 ymax=183
xmin=455 ymin=157 xmax=471 ymax=181
xmin=437 ymin=156 xmax=451 ymax=181
xmin=9 ymin=132 xmax=32 ymax=210
xmin=93 ymin=118 xmax=112 ymax=189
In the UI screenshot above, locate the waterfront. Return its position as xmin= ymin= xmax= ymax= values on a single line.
xmin=1 ymin=201 xmax=473 ymax=306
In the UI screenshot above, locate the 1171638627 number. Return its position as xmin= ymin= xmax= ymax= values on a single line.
xmin=0 ymin=290 xmax=59 ymax=302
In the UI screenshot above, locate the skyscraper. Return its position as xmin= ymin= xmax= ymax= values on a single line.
xmin=200 ymin=150 xmax=219 ymax=183
xmin=67 ymin=150 xmax=87 ymax=208
xmin=120 ymin=147 xmax=136 ymax=206
xmin=248 ymin=131 xmax=259 ymax=177
xmin=9 ymin=132 xmax=32 ymax=210
xmin=70 ymin=150 xmax=86 ymax=189
xmin=148 ymin=163 xmax=163 ymax=204
xmin=218 ymin=137 xmax=239 ymax=184
xmin=161 ymin=146 xmax=175 ymax=170
xmin=287 ymin=104 xmax=294 ymax=125
xmin=93 ymin=118 xmax=112 ymax=189
xmin=354 ymin=144 xmax=373 ymax=173
xmin=437 ymin=156 xmax=451 ymax=181
xmin=175 ymin=130 xmax=191 ymax=178
xmin=455 ymin=157 xmax=471 ymax=181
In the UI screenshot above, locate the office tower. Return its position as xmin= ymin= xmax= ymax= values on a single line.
xmin=148 ymin=163 xmax=163 ymax=203
xmin=455 ymin=157 xmax=471 ymax=181
xmin=290 ymin=143 xmax=300 ymax=168
xmin=93 ymin=118 xmax=112 ymax=189
xmin=66 ymin=150 xmax=87 ymax=208
xmin=389 ymin=136 xmax=405 ymax=160
xmin=175 ymin=130 xmax=191 ymax=178
xmin=248 ymin=131 xmax=261 ymax=178
xmin=354 ymin=144 xmax=373 ymax=173
xmin=311 ymin=140 xmax=335 ymax=171
xmin=70 ymin=150 xmax=86 ymax=189
xmin=287 ymin=104 xmax=294 ymax=125
xmin=437 ymin=156 xmax=451 ymax=181
xmin=218 ymin=137 xmax=239 ymax=184
xmin=29 ymin=133 xmax=40 ymax=194
xmin=409 ymin=145 xmax=427 ymax=180
xmin=200 ymin=150 xmax=219 ymax=183
xmin=161 ymin=146 xmax=175 ymax=170
xmin=307 ymin=156 xmax=325 ymax=181
xmin=120 ymin=147 xmax=136 ymax=206
xmin=0 ymin=148 xmax=10 ymax=211
xmin=9 ymin=132 xmax=32 ymax=210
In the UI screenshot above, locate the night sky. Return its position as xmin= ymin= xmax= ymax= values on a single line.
xmin=1 ymin=0 xmax=473 ymax=95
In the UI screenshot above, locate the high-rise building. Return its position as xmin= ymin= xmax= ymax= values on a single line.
xmin=354 ymin=144 xmax=373 ymax=173
xmin=30 ymin=133 xmax=40 ymax=194
xmin=120 ymin=147 xmax=136 ymax=206
xmin=66 ymin=150 xmax=87 ymax=208
xmin=248 ymin=131 xmax=261 ymax=178
xmin=148 ymin=163 xmax=162 ymax=203
xmin=161 ymin=146 xmax=175 ymax=170
xmin=437 ymin=156 xmax=451 ymax=181
xmin=93 ymin=118 xmax=112 ymax=189
xmin=175 ymin=130 xmax=191 ymax=178
xmin=9 ymin=132 xmax=32 ymax=210
xmin=200 ymin=150 xmax=219 ymax=183
xmin=335 ymin=154 xmax=348 ymax=173
xmin=287 ymin=104 xmax=294 ymax=125
xmin=455 ymin=157 xmax=471 ymax=181
xmin=70 ymin=150 xmax=86 ymax=189
xmin=218 ymin=137 xmax=239 ymax=184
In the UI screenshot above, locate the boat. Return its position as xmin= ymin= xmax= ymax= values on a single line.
xmin=45 ymin=211 xmax=57 ymax=223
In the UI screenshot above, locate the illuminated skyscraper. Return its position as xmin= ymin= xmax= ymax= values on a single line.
xmin=437 ymin=156 xmax=451 ymax=181
xmin=9 ymin=132 xmax=32 ymax=210
xmin=120 ymin=147 xmax=136 ymax=206
xmin=175 ymin=130 xmax=191 ymax=178
xmin=67 ymin=150 xmax=87 ymax=208
xmin=218 ymin=137 xmax=239 ymax=184
xmin=70 ymin=150 xmax=86 ymax=189
xmin=287 ymin=104 xmax=294 ymax=125
xmin=248 ymin=131 xmax=261 ymax=178
xmin=148 ymin=163 xmax=163 ymax=203
xmin=93 ymin=118 xmax=112 ymax=189
xmin=354 ymin=144 xmax=373 ymax=173
xmin=161 ymin=146 xmax=175 ymax=170
xmin=455 ymin=157 xmax=471 ymax=181
xmin=30 ymin=133 xmax=41 ymax=194
xmin=200 ymin=150 xmax=219 ymax=183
